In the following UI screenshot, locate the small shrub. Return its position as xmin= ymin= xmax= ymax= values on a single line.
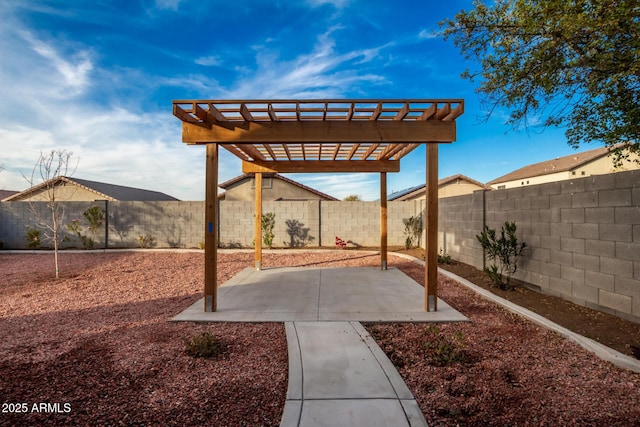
xmin=26 ymin=228 xmax=41 ymax=249
xmin=335 ymin=236 xmax=350 ymax=248
xmin=423 ymin=326 xmax=466 ymax=366
xmin=136 ymin=234 xmax=156 ymax=248
xmin=476 ymin=221 xmax=527 ymax=290
xmin=67 ymin=219 xmax=94 ymax=249
xmin=184 ymin=331 xmax=222 ymax=359
xmin=66 ymin=206 xmax=105 ymax=249
xmin=261 ymin=212 xmax=276 ymax=248
xmin=438 ymin=249 xmax=452 ymax=264
xmin=403 ymin=215 xmax=423 ymax=249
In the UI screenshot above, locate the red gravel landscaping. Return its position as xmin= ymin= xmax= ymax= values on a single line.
xmin=1 ymin=251 xmax=638 ymax=426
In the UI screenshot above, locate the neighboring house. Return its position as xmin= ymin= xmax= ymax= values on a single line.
xmin=388 ymin=174 xmax=488 ymax=201
xmin=487 ymin=144 xmax=640 ymax=190
xmin=2 ymin=176 xmax=180 ymax=202
xmin=219 ymin=173 xmax=338 ymax=201
xmin=0 ymin=190 xmax=19 ymax=200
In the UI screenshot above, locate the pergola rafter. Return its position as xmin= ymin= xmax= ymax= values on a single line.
xmin=172 ymin=99 xmax=464 ymax=313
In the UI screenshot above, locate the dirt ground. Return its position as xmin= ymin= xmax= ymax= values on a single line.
xmin=1 ymin=251 xmax=639 ymax=426
xmin=395 ymin=247 xmax=640 ymax=359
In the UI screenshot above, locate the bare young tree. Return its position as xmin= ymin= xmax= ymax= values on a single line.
xmin=25 ymin=150 xmax=78 ymax=278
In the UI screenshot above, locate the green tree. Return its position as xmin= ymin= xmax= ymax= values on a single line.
xmin=441 ymin=0 xmax=640 ymax=163
xmin=343 ymin=194 xmax=361 ymax=201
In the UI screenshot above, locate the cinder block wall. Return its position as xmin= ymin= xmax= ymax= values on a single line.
xmin=438 ymin=170 xmax=639 ymax=323
xmin=218 ymin=200 xmax=415 ymax=248
xmin=0 ymin=200 xmax=416 ymax=249
xmin=2 ymin=170 xmax=637 ymax=322
xmin=0 ymin=201 xmax=105 ymax=249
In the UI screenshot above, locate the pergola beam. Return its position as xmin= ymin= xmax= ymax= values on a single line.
xmin=242 ymin=159 xmax=400 ymax=173
xmin=181 ymin=120 xmax=456 ymax=144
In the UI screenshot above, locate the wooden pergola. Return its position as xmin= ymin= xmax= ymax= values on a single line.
xmin=172 ymin=99 xmax=463 ymax=312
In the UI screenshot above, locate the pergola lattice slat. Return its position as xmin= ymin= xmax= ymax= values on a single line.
xmin=172 ymin=98 xmax=464 ymax=313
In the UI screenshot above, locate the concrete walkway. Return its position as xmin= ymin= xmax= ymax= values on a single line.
xmin=280 ymin=321 xmax=427 ymax=427
xmin=172 ymin=265 xmax=467 ymax=426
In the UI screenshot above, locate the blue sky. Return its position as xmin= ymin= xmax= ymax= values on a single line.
xmin=0 ymin=0 xmax=598 ymax=200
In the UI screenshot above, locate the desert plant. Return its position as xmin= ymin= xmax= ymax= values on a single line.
xmin=183 ymin=331 xmax=222 ymax=359
xmin=136 ymin=234 xmax=156 ymax=248
xmin=261 ymin=212 xmax=275 ymax=248
xmin=476 ymin=221 xmax=527 ymax=290
xmin=67 ymin=219 xmax=94 ymax=249
xmin=438 ymin=249 xmax=452 ymax=264
xmin=403 ymin=215 xmax=423 ymax=249
xmin=423 ymin=326 xmax=466 ymax=366
xmin=66 ymin=206 xmax=105 ymax=249
xmin=26 ymin=228 xmax=41 ymax=249
xmin=84 ymin=206 xmax=105 ymax=237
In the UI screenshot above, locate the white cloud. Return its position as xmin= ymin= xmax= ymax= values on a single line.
xmin=154 ymin=0 xmax=185 ymax=11
xmin=418 ymin=29 xmax=440 ymax=40
xmin=305 ymin=0 xmax=349 ymax=9
xmin=20 ymin=30 xmax=93 ymax=96
xmin=227 ymin=28 xmax=388 ymax=99
xmin=195 ymin=55 xmax=221 ymax=66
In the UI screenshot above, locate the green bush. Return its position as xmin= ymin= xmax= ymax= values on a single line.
xmin=66 ymin=206 xmax=105 ymax=249
xmin=26 ymin=228 xmax=41 ymax=249
xmin=136 ymin=234 xmax=156 ymax=248
xmin=423 ymin=326 xmax=466 ymax=366
xmin=438 ymin=249 xmax=452 ymax=264
xmin=183 ymin=331 xmax=222 ymax=359
xmin=476 ymin=221 xmax=527 ymax=290
xmin=403 ymin=215 xmax=423 ymax=249
xmin=261 ymin=212 xmax=276 ymax=248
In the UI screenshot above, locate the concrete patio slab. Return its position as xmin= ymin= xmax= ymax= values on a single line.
xmin=172 ymin=266 xmax=468 ymax=323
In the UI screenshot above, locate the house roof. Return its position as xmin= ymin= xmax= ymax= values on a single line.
xmin=219 ymin=173 xmax=339 ymax=201
xmin=0 ymin=190 xmax=19 ymax=201
xmin=387 ymin=174 xmax=487 ymax=201
xmin=487 ymin=145 xmax=619 ymax=185
xmin=2 ymin=176 xmax=180 ymax=202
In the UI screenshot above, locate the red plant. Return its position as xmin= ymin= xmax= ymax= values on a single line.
xmin=335 ymin=236 xmax=350 ymax=248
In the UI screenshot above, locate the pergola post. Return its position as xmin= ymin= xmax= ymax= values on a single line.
xmin=204 ymin=144 xmax=218 ymax=312
xmin=380 ymin=172 xmax=388 ymax=270
xmin=254 ymin=172 xmax=262 ymax=271
xmin=425 ymin=143 xmax=438 ymax=311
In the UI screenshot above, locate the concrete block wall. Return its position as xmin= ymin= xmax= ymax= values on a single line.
xmin=438 ymin=170 xmax=639 ymax=323
xmin=1 ymin=200 xmax=419 ymax=250
xmin=437 ymin=191 xmax=485 ymax=268
xmin=0 ymin=201 xmax=105 ymax=249
xmin=320 ymin=201 xmax=414 ymax=247
xmin=2 ymin=170 xmax=637 ymax=322
xmin=219 ymin=201 xmax=321 ymax=248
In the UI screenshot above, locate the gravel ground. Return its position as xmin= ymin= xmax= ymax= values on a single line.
xmin=1 ymin=251 xmax=639 ymax=426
